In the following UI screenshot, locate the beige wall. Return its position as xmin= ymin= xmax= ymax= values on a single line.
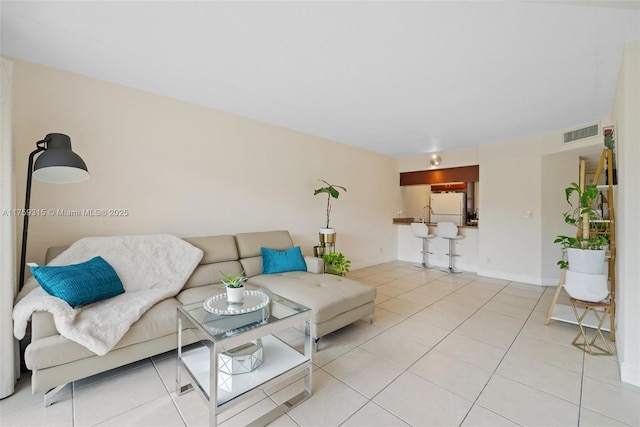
xmin=11 ymin=59 xmax=400 ymax=270
xmin=540 ymin=151 xmax=579 ymax=283
xmin=478 ymin=136 xmax=544 ymax=284
xmin=478 ymin=131 xmax=609 ymax=285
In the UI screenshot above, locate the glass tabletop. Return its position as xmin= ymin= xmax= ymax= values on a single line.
xmin=178 ymin=288 xmax=310 ymax=342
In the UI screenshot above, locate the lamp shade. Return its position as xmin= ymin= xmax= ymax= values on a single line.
xmin=32 ymin=133 xmax=89 ymax=183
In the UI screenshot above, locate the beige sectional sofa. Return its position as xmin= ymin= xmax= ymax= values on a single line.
xmin=24 ymin=230 xmax=376 ymax=405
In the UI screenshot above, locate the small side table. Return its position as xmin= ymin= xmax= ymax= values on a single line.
xmin=569 ymin=297 xmax=613 ymax=356
xmin=176 ymin=290 xmax=313 ymax=426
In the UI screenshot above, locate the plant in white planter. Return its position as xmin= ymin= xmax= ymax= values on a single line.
xmin=313 ymin=179 xmax=347 ymax=231
xmin=220 ymin=271 xmax=247 ymax=303
xmin=554 ymin=182 xmax=608 ymax=273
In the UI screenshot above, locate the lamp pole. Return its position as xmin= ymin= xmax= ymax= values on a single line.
xmin=18 ymin=141 xmax=46 ymax=292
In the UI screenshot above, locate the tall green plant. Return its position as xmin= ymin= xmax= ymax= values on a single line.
xmin=313 ymin=180 xmax=347 ymax=229
xmin=554 ymin=182 xmax=608 ymax=269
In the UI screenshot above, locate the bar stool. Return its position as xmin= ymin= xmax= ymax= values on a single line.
xmin=564 ymin=270 xmax=613 ymax=356
xmin=410 ymin=222 xmax=436 ymax=269
xmin=436 ymin=222 xmax=463 ymax=274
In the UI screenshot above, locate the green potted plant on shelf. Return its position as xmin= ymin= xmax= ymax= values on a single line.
xmin=322 ymin=252 xmax=351 ymax=276
xmin=554 ymin=182 xmax=608 ymax=272
xmin=220 ymin=271 xmax=248 ymax=303
xmin=313 ymin=180 xmax=347 ymax=246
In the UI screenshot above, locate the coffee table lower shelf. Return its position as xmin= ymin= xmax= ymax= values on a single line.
xmin=178 ymin=334 xmax=311 ymax=425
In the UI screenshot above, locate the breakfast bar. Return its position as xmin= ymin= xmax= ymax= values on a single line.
xmin=396 ymin=222 xmax=479 ymax=273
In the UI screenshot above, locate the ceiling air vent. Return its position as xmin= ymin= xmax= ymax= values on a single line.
xmin=563 ymin=123 xmax=599 ymax=143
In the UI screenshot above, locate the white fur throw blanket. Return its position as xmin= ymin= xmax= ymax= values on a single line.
xmin=13 ymin=234 xmax=203 ymax=355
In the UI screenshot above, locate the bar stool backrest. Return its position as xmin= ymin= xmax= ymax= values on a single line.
xmin=410 ymin=222 xmax=430 ymax=238
xmin=436 ymin=222 xmax=458 ymax=239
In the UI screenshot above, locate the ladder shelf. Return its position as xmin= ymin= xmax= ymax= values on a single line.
xmin=545 ymin=148 xmax=616 ymax=341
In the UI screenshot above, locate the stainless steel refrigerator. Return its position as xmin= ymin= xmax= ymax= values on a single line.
xmin=429 ymin=192 xmax=465 ymax=226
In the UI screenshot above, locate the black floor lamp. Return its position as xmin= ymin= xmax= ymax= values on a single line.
xmin=18 ymin=133 xmax=89 ymax=292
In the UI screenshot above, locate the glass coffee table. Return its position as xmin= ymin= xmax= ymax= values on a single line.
xmin=176 ymin=289 xmax=313 ymax=426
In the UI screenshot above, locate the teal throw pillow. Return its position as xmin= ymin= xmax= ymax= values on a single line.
xmin=30 ymin=256 xmax=125 ymax=308
xmin=261 ymin=246 xmax=307 ymax=274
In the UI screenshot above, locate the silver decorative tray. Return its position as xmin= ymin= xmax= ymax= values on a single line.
xmin=203 ymin=290 xmax=270 ymax=315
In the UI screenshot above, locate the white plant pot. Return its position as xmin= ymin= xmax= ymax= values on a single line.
xmin=226 ymin=286 xmax=245 ymax=303
xmin=564 ymin=270 xmax=609 ymax=302
xmin=566 ymin=248 xmax=606 ymax=274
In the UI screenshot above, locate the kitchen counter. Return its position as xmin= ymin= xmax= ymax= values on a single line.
xmin=396 ymin=223 xmax=479 ymax=272
xmin=393 ymin=219 xmax=479 ymax=229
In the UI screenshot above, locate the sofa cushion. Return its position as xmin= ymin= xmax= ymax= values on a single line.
xmin=236 ymin=231 xmax=295 ymax=277
xmin=235 ymin=230 xmax=294 ymax=259
xmin=176 ymin=284 xmax=225 ymax=305
xmin=184 ymin=261 xmax=244 ymax=289
xmin=238 ymin=257 xmax=260 ymax=278
xmin=114 ymin=298 xmax=182 ymax=348
xmin=183 ymin=235 xmax=238 ymax=264
xmin=25 ymin=297 xmax=181 ymax=369
xmin=45 ymin=246 xmax=68 ymax=264
xmin=182 ymin=235 xmax=244 ymax=289
xmin=249 ymin=272 xmax=376 ymax=324
xmin=261 ymin=246 xmax=306 ymax=274
xmin=30 ymin=256 xmax=125 ymax=308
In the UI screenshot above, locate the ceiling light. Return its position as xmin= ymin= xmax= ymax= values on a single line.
xmin=430 ymin=154 xmax=441 ymax=166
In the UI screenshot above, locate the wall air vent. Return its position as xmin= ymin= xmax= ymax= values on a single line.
xmin=563 ymin=123 xmax=599 ymax=143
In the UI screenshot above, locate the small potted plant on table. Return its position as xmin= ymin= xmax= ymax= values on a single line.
xmin=221 ymin=271 xmax=247 ymax=303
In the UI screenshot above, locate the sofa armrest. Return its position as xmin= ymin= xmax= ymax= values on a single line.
xmin=31 ymin=311 xmax=59 ymax=340
xmin=304 ymin=256 xmax=324 ymax=274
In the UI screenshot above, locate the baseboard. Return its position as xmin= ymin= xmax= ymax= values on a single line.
xmin=366 ymin=257 xmax=547 ymax=286
xmin=476 ymin=268 xmax=543 ymax=286
xmin=351 ymin=256 xmax=396 ymax=271
xmin=541 ymin=276 xmax=562 ymax=286
xmin=618 ymin=350 xmax=640 ymax=387
xmin=396 ymin=256 xmax=478 ymax=274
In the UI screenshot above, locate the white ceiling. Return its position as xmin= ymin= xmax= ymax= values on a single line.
xmin=1 ymin=1 xmax=639 ymax=158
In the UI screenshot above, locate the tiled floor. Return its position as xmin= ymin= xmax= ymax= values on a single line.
xmin=2 ymin=261 xmax=639 ymax=426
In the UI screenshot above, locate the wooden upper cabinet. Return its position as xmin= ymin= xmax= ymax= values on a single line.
xmin=399 ymin=165 xmax=479 ymax=186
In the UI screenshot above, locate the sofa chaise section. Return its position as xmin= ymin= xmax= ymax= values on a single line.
xmin=235 ymin=230 xmax=376 ymax=339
